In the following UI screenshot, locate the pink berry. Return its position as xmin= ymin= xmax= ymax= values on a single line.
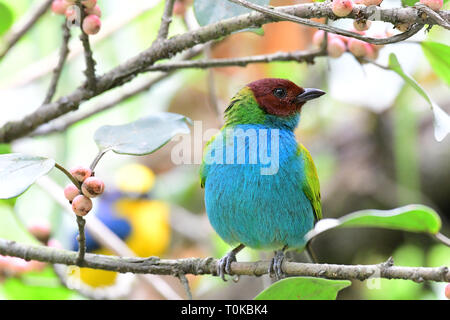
xmin=363 ymin=0 xmax=383 ymax=5
xmin=173 ymin=1 xmax=186 ymax=16
xmin=64 ymin=184 xmax=80 ymax=202
xmin=28 ymin=223 xmax=51 ymax=242
xmin=82 ymin=14 xmax=101 ymax=35
xmin=47 ymin=239 xmax=63 ymax=249
xmin=51 ymin=0 xmax=70 ymax=15
xmin=81 ymin=177 xmax=105 ymax=198
xmin=332 ymin=0 xmax=354 ymax=17
xmin=348 ymin=38 xmax=368 ymax=57
xmin=420 ymin=0 xmax=443 ymax=11
xmin=312 ymin=30 xmax=326 ymax=48
xmin=70 ymin=166 xmax=92 ymax=183
xmin=445 ymin=283 xmax=450 ymax=299
xmin=81 ymin=0 xmax=97 ymax=9
xmin=71 ymin=195 xmax=93 ymax=216
xmin=364 ymin=43 xmax=379 ymax=60
xmin=327 ymin=37 xmax=347 ymax=58
xmin=353 ymin=19 xmax=371 ymax=31
xmin=85 ymin=5 xmax=101 ymax=17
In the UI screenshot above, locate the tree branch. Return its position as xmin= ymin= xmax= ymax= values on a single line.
xmin=146 ymin=49 xmax=326 ymax=72
xmin=0 ymin=239 xmax=448 ymax=283
xmin=0 ymin=3 xmax=448 ymax=143
xmin=229 ymin=0 xmax=424 ymax=45
xmin=0 ymin=0 xmax=53 ymax=61
xmin=77 ymin=2 xmax=98 ymax=92
xmin=43 ymin=22 xmax=71 ymax=105
xmin=156 ymin=0 xmax=177 ymax=41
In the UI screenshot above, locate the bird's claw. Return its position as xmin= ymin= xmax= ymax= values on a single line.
xmin=269 ymin=250 xmax=286 ymax=280
xmin=217 ymin=251 xmax=237 ymax=281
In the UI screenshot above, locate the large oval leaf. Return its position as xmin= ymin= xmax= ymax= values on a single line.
xmin=421 ymin=42 xmax=450 ymax=86
xmin=388 ymin=53 xmax=450 ymax=142
xmin=305 ymin=205 xmax=442 ymax=242
xmin=94 ymin=112 xmax=191 ymax=156
xmin=0 ymin=154 xmax=55 ymax=199
xmin=254 ymin=277 xmax=351 ymax=300
xmin=0 ymin=2 xmax=13 ymax=37
xmin=193 ymin=0 xmax=268 ymax=34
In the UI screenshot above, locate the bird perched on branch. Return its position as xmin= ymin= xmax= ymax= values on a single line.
xmin=200 ymin=78 xmax=325 ymax=280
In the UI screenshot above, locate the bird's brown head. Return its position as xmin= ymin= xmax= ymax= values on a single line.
xmin=247 ymin=78 xmax=325 ymax=116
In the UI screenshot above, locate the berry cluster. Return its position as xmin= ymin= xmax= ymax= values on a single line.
xmin=313 ymin=29 xmax=385 ymax=60
xmin=51 ymin=0 xmax=102 ymax=35
xmin=332 ymin=0 xmax=442 ymax=17
xmin=64 ymin=166 xmax=105 ymax=217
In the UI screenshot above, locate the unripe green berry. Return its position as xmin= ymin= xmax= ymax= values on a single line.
xmin=72 ymin=195 xmax=93 ymax=216
xmin=81 ymin=177 xmax=105 ymax=198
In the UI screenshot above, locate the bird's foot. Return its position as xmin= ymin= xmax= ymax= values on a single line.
xmin=217 ymin=244 xmax=245 ymax=281
xmin=269 ymin=247 xmax=287 ymax=280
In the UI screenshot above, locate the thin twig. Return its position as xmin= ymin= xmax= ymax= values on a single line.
xmin=177 ymin=272 xmax=193 ymax=300
xmin=0 ymin=0 xmax=53 ymax=61
xmin=1 ymin=239 xmax=449 ymax=283
xmin=435 ymin=233 xmax=450 ymax=247
xmin=156 ymin=0 xmax=177 ymax=41
xmin=54 ymin=162 xmax=81 ymax=189
xmin=43 ymin=23 xmax=72 ymax=105
xmin=77 ymin=1 xmax=97 ymax=92
xmin=146 ymin=49 xmax=326 ymax=72
xmin=415 ymin=3 xmax=450 ymax=30
xmin=228 ymin=0 xmax=424 ymax=45
xmin=75 ymin=216 xmax=86 ymax=265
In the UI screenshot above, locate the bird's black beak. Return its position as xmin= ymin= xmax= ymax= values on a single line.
xmin=296 ymin=88 xmax=326 ymax=103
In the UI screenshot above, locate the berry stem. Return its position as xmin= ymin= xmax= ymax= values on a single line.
xmin=55 ymin=162 xmax=82 ymax=190
xmin=89 ymin=150 xmax=107 ymax=172
xmin=75 ymin=215 xmax=87 ymax=265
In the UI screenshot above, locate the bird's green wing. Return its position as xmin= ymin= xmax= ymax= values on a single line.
xmin=299 ymin=144 xmax=322 ymax=221
xmin=199 ymin=134 xmax=218 ymax=188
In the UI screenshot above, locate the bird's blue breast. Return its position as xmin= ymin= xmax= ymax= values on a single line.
xmin=203 ymin=122 xmax=314 ymax=250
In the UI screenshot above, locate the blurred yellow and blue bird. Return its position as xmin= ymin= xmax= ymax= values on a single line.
xmin=70 ymin=164 xmax=171 ymax=293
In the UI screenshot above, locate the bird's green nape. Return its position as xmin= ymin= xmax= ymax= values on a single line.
xmin=224 ymin=87 xmax=266 ymax=127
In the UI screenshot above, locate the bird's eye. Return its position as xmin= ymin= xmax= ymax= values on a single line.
xmin=273 ymin=88 xmax=287 ymax=99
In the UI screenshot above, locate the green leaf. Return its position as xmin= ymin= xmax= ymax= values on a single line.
xmin=193 ymin=0 xmax=269 ymax=34
xmin=401 ymin=0 xmax=416 ymax=6
xmin=305 ymin=204 xmax=442 ymax=242
xmin=421 ymin=41 xmax=450 ymax=86
xmin=254 ymin=277 xmax=351 ymax=300
xmin=94 ymin=112 xmax=191 ymax=156
xmin=388 ymin=53 xmax=450 ymax=142
xmin=0 ymin=153 xmax=55 ymax=199
xmin=0 ymin=2 xmax=13 ymax=37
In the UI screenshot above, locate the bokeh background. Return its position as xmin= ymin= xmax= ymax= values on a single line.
xmin=0 ymin=0 xmax=449 ymax=300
